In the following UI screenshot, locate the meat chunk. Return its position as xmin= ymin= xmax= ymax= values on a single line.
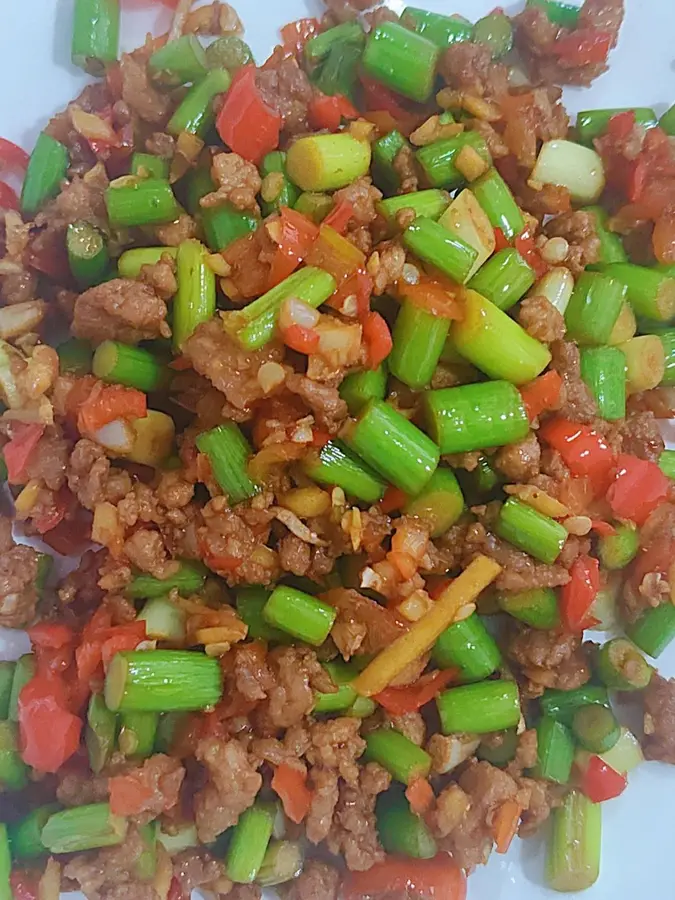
xmin=194 ymin=737 xmax=262 ymax=842
xmin=501 ymin=86 xmax=569 ymax=169
xmin=120 ymin=53 xmax=171 ymax=123
xmin=327 ymin=762 xmax=391 ymax=871
xmin=494 ymin=432 xmax=541 ymax=481
xmin=281 ymin=860 xmax=341 ymax=900
xmin=72 ymin=279 xmax=169 ymax=345
xmin=506 ymin=625 xmax=591 ymax=696
xmin=173 ymin=848 xmax=230 ymax=896
xmin=306 ymin=767 xmax=340 ymax=844
xmin=278 ymin=533 xmax=312 ymax=577
xmin=198 ymin=499 xmax=277 ymax=585
xmin=642 ymin=674 xmax=675 ymax=764
xmin=183 ymin=319 xmax=283 ymax=410
xmin=108 ymin=755 xmax=185 ymax=824
xmin=550 ymin=340 xmax=598 ymax=424
xmin=266 ymin=646 xmax=335 ymax=728
xmin=370 ymin=240 xmax=407 ymax=295
xmin=57 ymin=771 xmax=109 ymax=807
xmin=202 ymin=152 xmax=262 ymax=212
xmin=517 ymin=775 xmax=563 ymax=836
xmin=428 ymin=783 xmax=470 ymax=838
xmin=123 ymin=528 xmax=179 ymax=580
xmin=0 ymin=545 xmax=41 ymax=629
xmin=256 ymin=56 xmax=313 ymax=135
xmin=286 ymin=373 xmax=348 ymax=434
xmin=609 ymin=411 xmax=665 ymax=462
xmin=323 ymin=0 xmax=377 ymax=22
xmin=439 ymin=41 xmax=508 ymax=97
xmin=138 ymin=254 xmax=177 ymax=301
xmin=306 ymin=718 xmax=366 ymax=785
xmin=393 ymin=145 xmax=419 ymax=194
xmin=63 ymin=828 xmax=156 ymax=900
xmin=517 ymin=296 xmax=566 ymax=344
xmin=545 ymin=211 xmax=601 ymax=276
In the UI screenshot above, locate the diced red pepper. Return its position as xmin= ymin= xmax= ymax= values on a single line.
xmin=380 ymin=485 xmax=408 ymax=514
xmin=268 ymin=207 xmax=319 ymax=287
xmin=359 ymin=74 xmax=410 ymax=119
xmin=405 ymin=777 xmax=435 ymax=815
xmin=492 ymin=799 xmax=522 ymax=854
xmin=374 ymin=669 xmax=457 ymax=716
xmin=308 ymin=93 xmax=359 ymax=132
xmin=401 ymin=277 xmax=463 ymax=320
xmin=553 ymin=29 xmax=613 ymax=67
xmin=607 ymin=110 xmax=636 ymax=140
xmin=0 ymin=137 xmax=30 ymax=173
xmin=311 ymin=429 xmax=331 ymax=448
xmin=560 ymin=555 xmax=600 ymax=632
xmin=607 ymin=453 xmax=670 ymax=525
xmin=216 ymin=65 xmax=281 ymax=165
xmin=272 ymin=762 xmax=313 ymax=824
xmin=280 ymin=18 xmax=320 ymax=57
xmin=329 ymin=269 xmax=373 ymax=320
xmin=514 ymin=230 xmax=549 ymax=279
xmin=342 ymin=855 xmax=467 ymax=900
xmin=323 ymin=199 xmax=355 ymax=235
xmin=28 ymin=623 xmax=74 ymax=650
xmin=362 ymin=311 xmax=393 ymax=369
xmin=538 ymin=418 xmax=615 ymax=493
xmin=590 ymin=519 xmax=617 ymax=537
xmin=168 ymin=878 xmax=186 ymax=900
xmin=493 ymin=227 xmax=511 ymax=251
xmin=18 ymin=674 xmax=82 ymax=773
xmin=580 ymin=754 xmax=627 ymax=803
xmin=281 ymin=323 xmax=320 ymax=355
xmin=0 ymin=180 xmax=19 ymax=210
xmin=3 ymin=423 xmax=45 ymax=484
xmin=32 ymin=487 xmax=71 ymax=535
xmin=10 ymin=871 xmax=40 ymax=900
xmin=520 ymin=370 xmax=563 ymax=421
xmin=77 ymin=382 xmax=147 ymax=434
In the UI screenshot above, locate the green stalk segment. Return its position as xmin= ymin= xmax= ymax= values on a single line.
xmin=104 ymin=650 xmax=223 ymax=712
xmin=546 ymin=791 xmax=601 ymax=892
xmin=228 ymin=267 xmax=336 ymax=350
xmin=303 ymin=439 xmax=386 ymax=504
xmin=138 ymin=596 xmax=186 ymax=643
xmin=314 ymin=660 xmax=360 ymax=714
xmin=294 ymin=192 xmax=333 ymax=223
xmin=498 ymin=588 xmax=560 ymax=629
xmin=364 ymin=728 xmax=432 ymax=784
xmin=404 ymin=467 xmax=464 ymax=537
xmin=432 ymin=612 xmax=502 ymax=682
xmin=602 ymin=262 xmax=675 ymax=323
xmin=470 ymin=169 xmax=524 ymax=240
xmin=346 ymin=399 xmax=439 ymax=495
xmin=154 ymin=712 xmax=187 ymax=755
xmin=536 ymin=716 xmax=575 ymax=784
xmin=496 ymin=498 xmax=567 ymax=565
xmin=9 ymin=655 xmax=35 ymax=722
xmin=57 ymin=337 xmax=93 ymax=376
xmin=659 ymin=449 xmax=675 ymax=481
xmin=457 ymin=455 xmax=503 ymax=502
xmin=235 ymin=587 xmax=288 ymax=643
xmin=148 ymin=35 xmax=208 ymax=86
xmin=437 ymin=680 xmax=521 ymax=734
xmin=576 ymin=108 xmax=657 ymax=146
xmin=263 ymin=585 xmax=337 ymax=647
xmin=376 ymin=788 xmax=437 ymax=859
xmin=416 ymin=132 xmax=491 ymax=191
xmin=0 ymin=824 xmax=10 ymax=900
xmin=564 ymin=271 xmax=626 ymax=345
xmin=157 ymin=822 xmax=199 ymax=855
xmin=571 ymin=704 xmax=620 ymax=754
xmin=119 ymin=710 xmax=160 ymax=758
xmin=527 ymin=0 xmax=581 ymax=27
xmin=21 ymin=133 xmax=69 ymax=217
xmin=205 ymin=35 xmax=253 ymax=71
xmin=256 ymin=840 xmax=304 ymax=887
xmin=41 ymin=804 xmax=127 ymax=854
xmin=0 ymin=663 xmax=15 ymax=719
xmin=339 ymin=365 xmax=387 ymax=416
xmin=389 ymin=298 xmax=451 ymax=389
xmin=86 ymin=692 xmax=118 ymax=775
xmin=72 ymin=0 xmax=120 ymax=74
xmin=168 ymin=68 xmax=232 ymax=136
xmin=286 ymin=134 xmax=371 ymax=192
xmin=93 ymin=341 xmax=167 ymax=392
xmin=196 ymin=422 xmax=259 ymax=504
xmin=401 ymin=7 xmax=474 ymax=47
xmin=117 ymin=246 xmax=178 ymax=278
xmin=362 ymin=22 xmax=440 ymax=103
xmin=260 ymin=152 xmax=300 ymax=216
xmin=660 ymin=103 xmax=675 ymax=136
xmin=372 ymin=130 xmax=408 ymax=194
xmin=424 ymin=381 xmax=529 ymax=454
xmin=226 ymin=802 xmax=276 ymax=883
xmin=173 ymin=238 xmax=216 ymax=350
xmin=468 ymin=248 xmax=535 ymax=311
xmin=477 ymin=729 xmax=518 ymax=767
xmin=582 ymin=206 xmax=627 ymax=266
xmin=186 ymin=167 xmax=258 ymax=251
xmin=378 ymin=190 xmax=450 ymax=225
xmin=8 ymin=805 xmax=59 ymax=861
xmin=659 ymin=329 xmax=675 ymax=385
xmin=540 ymin=685 xmax=609 ymax=725
xmin=597 ymin=522 xmax=639 ymax=570
xmin=135 ymin=822 xmax=158 ymax=880
xmin=579 ymin=346 xmax=626 ymax=421
xmin=67 ymin=221 xmax=110 ymax=288
xmin=105 ymin=178 xmax=181 ymax=228
xmin=0 ymin=720 xmax=28 ymax=791
xmin=452 ymin=289 xmax=551 ymax=384
xmin=473 ymin=12 xmax=513 ymax=57
xmin=125 ymin=560 xmax=207 ymax=599
xmin=305 ymin=21 xmax=364 ymax=63
xmin=403 ymin=216 xmax=478 ymax=284
xmin=627 ymin=602 xmax=675 ymax=659
xmin=131 ymin=153 xmax=170 ymax=179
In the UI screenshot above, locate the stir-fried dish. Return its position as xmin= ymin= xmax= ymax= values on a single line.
xmin=2 ymin=0 xmax=675 ymax=896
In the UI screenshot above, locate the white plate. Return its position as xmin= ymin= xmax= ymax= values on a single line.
xmin=1 ymin=1 xmax=675 ymax=898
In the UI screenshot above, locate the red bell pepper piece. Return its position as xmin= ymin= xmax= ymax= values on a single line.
xmin=580 ymin=754 xmax=627 ymax=803
xmin=607 ymin=453 xmax=670 ymax=525
xmin=362 ymin=311 xmax=393 ymax=369
xmin=405 ymin=777 xmax=435 ymax=815
xmin=10 ymin=871 xmax=40 ymax=900
xmin=607 ymin=110 xmax=636 ymax=140
xmin=323 ymin=199 xmax=355 ymax=235
xmin=374 ymin=669 xmax=457 ymax=716
xmin=329 ymin=269 xmax=373 ymax=320
xmin=216 ymin=65 xmax=281 ymax=165
xmin=359 ymin=74 xmax=410 ymax=119
xmin=590 ymin=519 xmax=617 ymax=537
xmin=77 ymin=382 xmax=147 ymax=434
xmin=0 ymin=180 xmax=19 ymax=210
xmin=271 ymin=762 xmax=313 ymax=824
xmin=493 ymin=227 xmax=511 ymax=251
xmin=281 ymin=323 xmax=320 ymax=355
xmin=538 ymin=418 xmax=614 ymax=492
xmin=560 ymin=555 xmax=600 ymax=632
xmin=268 ymin=207 xmax=319 ymax=287
xmin=519 ymin=370 xmax=563 ymax=421
xmin=32 ymin=487 xmax=70 ymax=535
xmin=379 ymin=485 xmax=408 ymax=515
xmin=553 ymin=29 xmax=613 ymax=66
xmin=342 ymin=855 xmax=467 ymax=900
xmin=168 ymin=878 xmax=186 ymax=900
xmin=0 ymin=137 xmax=30 ymax=173
xmin=514 ymin=230 xmax=549 ymax=279
xmin=28 ymin=623 xmax=74 ymax=650
xmin=280 ymin=18 xmax=320 ymax=57
xmin=18 ymin=674 xmax=82 ymax=773
xmin=308 ymin=93 xmax=359 ymax=132
xmin=3 ymin=423 xmax=45 ymax=484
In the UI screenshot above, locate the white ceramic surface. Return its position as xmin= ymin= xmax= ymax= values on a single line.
xmin=1 ymin=1 xmax=675 ymax=897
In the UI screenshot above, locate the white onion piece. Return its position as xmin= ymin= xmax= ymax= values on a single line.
xmin=279 ymin=297 xmax=320 ymax=331
xmin=530 ymin=139 xmax=605 ymax=204
xmin=527 ymin=266 xmax=574 ymax=315
xmin=94 ymin=419 xmax=134 ymax=454
xmin=438 ymin=189 xmax=495 ymax=280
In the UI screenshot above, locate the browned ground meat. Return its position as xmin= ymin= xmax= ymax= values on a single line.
xmin=183 ymin=319 xmax=283 ymax=411
xmin=286 ymin=373 xmax=348 ymax=433
xmin=464 ymin=522 xmax=570 ymax=592
xmin=306 ymin=718 xmax=366 ymax=784
xmin=545 ymin=211 xmax=601 ymax=275
xmin=370 ymin=239 xmax=407 ymax=295
xmin=194 ymin=737 xmax=262 ymax=842
xmin=608 ymin=411 xmax=665 ymax=462
xmin=323 ymin=0 xmax=377 ymax=22
xmin=393 ymin=146 xmax=419 ymax=194
xmin=72 ymin=279 xmax=169 ymax=345
xmin=642 ymin=675 xmax=675 ymax=763
xmin=506 ymin=625 xmax=591 ymax=696
xmin=173 ymin=847 xmax=230 ymax=896
xmin=0 ymin=544 xmax=40 ymax=629
xmin=182 ymin=1 xmax=243 ymax=35
xmin=67 ymin=439 xmax=130 ymax=510
xmin=278 ymin=533 xmax=312 ymax=576
xmin=439 ymin=41 xmax=508 ymax=97
xmin=21 ymin=428 xmax=69 ymax=490
xmin=265 ymin=646 xmax=335 ymax=728
xmin=57 ymin=771 xmax=110 ymax=807
xmin=518 ymin=296 xmax=566 ymax=344
xmin=502 ymin=86 xmax=569 ymax=170
xmin=139 ymin=255 xmax=177 ymax=300
xmin=257 ymin=56 xmax=313 ymax=135
xmin=123 ymin=528 xmax=178 ymax=580
xmin=550 ymin=340 xmax=598 ymax=423
xmin=109 ymin=755 xmax=185 ymax=824
xmin=0 ymin=270 xmax=37 ymax=305
xmin=281 ymin=860 xmax=341 ymax=900
xmin=518 ymin=776 xmax=564 ymax=836
xmin=63 ymin=828 xmax=156 ymax=900
xmin=322 ymin=588 xmax=406 ymax=654
xmin=306 ymin=766 xmax=340 ymax=844
xmin=119 ymin=52 xmax=171 ymax=124
xmin=327 ymin=762 xmax=391 ymax=871
xmin=35 ymin=163 xmax=109 ymax=234
xmin=198 ymin=499 xmax=277 ymax=585
xmin=494 ymin=432 xmax=541 ymax=481
xmin=202 ymin=152 xmax=262 ymax=212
